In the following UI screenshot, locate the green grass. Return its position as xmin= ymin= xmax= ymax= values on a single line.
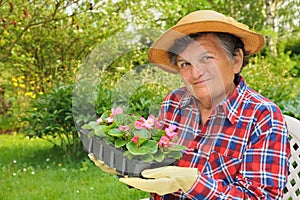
xmin=0 ymin=134 xmax=149 ymax=200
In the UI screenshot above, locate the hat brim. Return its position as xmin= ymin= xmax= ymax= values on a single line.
xmin=148 ymin=21 xmax=264 ymax=74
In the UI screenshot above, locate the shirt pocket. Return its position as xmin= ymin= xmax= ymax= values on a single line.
xmin=204 ymin=150 xmax=242 ymax=184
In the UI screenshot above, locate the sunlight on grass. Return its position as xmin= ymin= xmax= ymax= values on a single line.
xmin=0 ymin=134 xmax=149 ymax=200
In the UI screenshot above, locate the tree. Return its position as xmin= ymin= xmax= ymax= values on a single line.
xmin=0 ymin=0 xmax=130 ymax=120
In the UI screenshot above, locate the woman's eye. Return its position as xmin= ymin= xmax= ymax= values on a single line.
xmin=178 ymin=62 xmax=191 ymax=69
xmin=202 ymin=56 xmax=213 ymax=63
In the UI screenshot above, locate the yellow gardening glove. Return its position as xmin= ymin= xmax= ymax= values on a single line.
xmin=88 ymin=153 xmax=120 ymax=175
xmin=119 ymin=166 xmax=198 ymax=195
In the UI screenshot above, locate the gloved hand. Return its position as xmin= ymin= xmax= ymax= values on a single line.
xmin=119 ymin=166 xmax=198 ymax=195
xmin=88 ymin=153 xmax=120 ymax=175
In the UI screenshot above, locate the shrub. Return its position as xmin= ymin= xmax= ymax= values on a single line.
xmin=242 ymin=51 xmax=299 ymax=104
xmin=72 ymin=80 xmax=113 ymax=128
xmin=279 ymin=92 xmax=300 ymax=120
xmin=95 ymin=83 xmax=113 ymax=116
xmin=23 ymin=83 xmax=82 ymax=157
xmin=128 ymin=83 xmax=169 ymax=118
xmin=110 ymin=66 xmax=182 ymax=118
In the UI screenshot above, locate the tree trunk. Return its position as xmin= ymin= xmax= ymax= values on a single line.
xmin=265 ymin=0 xmax=282 ymax=56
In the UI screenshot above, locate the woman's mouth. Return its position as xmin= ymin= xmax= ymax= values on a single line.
xmin=193 ymin=78 xmax=210 ymax=86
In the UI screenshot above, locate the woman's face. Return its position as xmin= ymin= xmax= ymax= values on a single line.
xmin=177 ymin=34 xmax=243 ymax=107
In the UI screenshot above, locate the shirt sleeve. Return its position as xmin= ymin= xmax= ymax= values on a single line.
xmin=185 ymin=106 xmax=291 ymax=199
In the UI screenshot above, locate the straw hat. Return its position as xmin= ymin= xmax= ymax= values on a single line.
xmin=148 ymin=10 xmax=264 ymax=73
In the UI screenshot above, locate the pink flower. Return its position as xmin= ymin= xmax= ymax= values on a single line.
xmin=131 ymin=135 xmax=139 ymax=143
xmin=167 ymin=141 xmax=177 ymax=148
xmin=96 ymin=118 xmax=103 ymax=124
xmin=134 ymin=119 xmax=145 ymax=129
xmin=147 ymin=114 xmax=156 ymax=122
xmin=118 ymin=125 xmax=129 ymax=132
xmin=158 ymin=136 xmax=170 ymax=148
xmin=105 ymin=116 xmax=114 ymax=123
xmin=144 ymin=116 xmax=155 ymax=129
xmin=165 ymin=125 xmax=177 ymax=140
xmin=104 ymin=107 xmax=124 ymax=123
xmin=147 ymin=114 xmax=161 ymax=129
xmin=112 ymin=107 xmax=123 ymax=116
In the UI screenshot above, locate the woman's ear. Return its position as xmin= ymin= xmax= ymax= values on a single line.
xmin=233 ymin=48 xmax=244 ymax=73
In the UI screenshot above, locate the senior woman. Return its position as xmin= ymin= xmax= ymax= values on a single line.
xmin=93 ymin=10 xmax=291 ymax=199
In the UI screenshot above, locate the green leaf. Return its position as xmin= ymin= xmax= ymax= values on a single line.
xmin=172 ymin=135 xmax=179 ymax=142
xmin=82 ymin=121 xmax=99 ymax=130
xmin=141 ymin=154 xmax=153 ymax=162
xmin=64 ymin=116 xmax=72 ymax=120
xmin=161 ymin=147 xmax=171 ymax=154
xmin=87 ymin=130 xmax=95 ymax=138
xmin=141 ymin=140 xmax=158 ymax=154
xmin=101 ymin=110 xmax=111 ymax=120
xmin=150 ymin=129 xmax=162 ymax=137
xmin=126 ymin=142 xmax=150 ymax=155
xmin=130 ymin=115 xmax=141 ymax=122
xmin=123 ymin=151 xmax=133 ymax=160
xmin=89 ymin=121 xmax=100 ymax=127
xmin=113 ymin=114 xmax=128 ymax=124
xmin=103 ymin=137 xmax=113 ymax=145
xmin=81 ymin=124 xmax=93 ymax=130
xmin=94 ymin=125 xmax=109 ymax=137
xmin=168 ymin=144 xmax=186 ymax=151
xmin=153 ymin=151 xmax=165 ymax=162
xmin=167 ymin=151 xmax=182 ymax=159
xmin=115 ymin=139 xmax=127 ymax=148
xmin=133 ymin=128 xmax=151 ymax=145
xmin=108 ymin=128 xmax=124 ymax=137
xmin=134 ymin=128 xmax=151 ymax=138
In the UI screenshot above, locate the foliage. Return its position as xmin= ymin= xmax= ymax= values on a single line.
xmin=0 ymin=0 xmax=130 ymax=127
xmin=108 ymin=67 xmax=182 ymax=117
xmin=280 ymin=92 xmax=300 ymax=120
xmin=82 ymin=107 xmax=185 ymax=162
xmin=207 ymin=0 xmax=266 ymax=30
xmin=94 ymin=79 xmax=113 ymax=116
xmin=276 ymin=0 xmax=300 ymax=35
xmin=73 ymin=79 xmax=113 ymax=128
xmin=281 ymin=34 xmax=300 ymax=77
xmin=0 ymin=116 xmax=17 ymax=134
xmin=0 ymin=82 xmax=11 ymax=115
xmin=22 ymin=83 xmax=81 ymax=157
xmin=0 ymin=134 xmax=148 ymax=200
xmin=128 ymin=83 xmax=169 ymax=118
xmin=243 ymin=51 xmax=299 ymax=104
xmin=283 ymin=35 xmax=300 ymax=57
xmin=290 ymin=54 xmax=300 ymax=77
xmin=72 ymin=76 xmax=112 ymax=129
xmin=0 ymin=82 xmax=16 ymax=133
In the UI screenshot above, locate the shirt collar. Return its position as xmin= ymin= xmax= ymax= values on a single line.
xmin=220 ymin=76 xmax=247 ymax=124
xmin=179 ymin=88 xmax=199 ymax=108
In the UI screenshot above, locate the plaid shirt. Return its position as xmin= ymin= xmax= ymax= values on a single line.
xmin=151 ymin=76 xmax=290 ymax=200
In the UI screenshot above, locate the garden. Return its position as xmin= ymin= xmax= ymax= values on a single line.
xmin=1 ymin=0 xmax=300 ymax=199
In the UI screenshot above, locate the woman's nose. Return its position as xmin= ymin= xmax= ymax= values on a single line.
xmin=191 ymin=64 xmax=205 ymax=78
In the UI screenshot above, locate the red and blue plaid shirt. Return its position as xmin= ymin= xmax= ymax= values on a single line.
xmin=151 ymin=76 xmax=290 ymax=200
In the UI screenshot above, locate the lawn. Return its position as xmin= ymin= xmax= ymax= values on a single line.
xmin=0 ymin=134 xmax=149 ymax=200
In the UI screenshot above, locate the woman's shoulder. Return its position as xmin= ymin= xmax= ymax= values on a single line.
xmin=243 ymin=86 xmax=284 ymax=120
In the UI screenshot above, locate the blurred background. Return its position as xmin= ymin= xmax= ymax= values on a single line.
xmin=1 ymin=1 xmax=300 ymax=199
